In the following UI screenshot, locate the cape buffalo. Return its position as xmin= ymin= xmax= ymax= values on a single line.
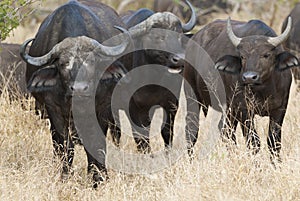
xmin=184 ymin=17 xmax=299 ymax=163
xmin=282 ymin=3 xmax=300 ymax=91
xmin=20 ymin=0 xmax=130 ymax=187
xmin=119 ymin=0 xmax=196 ymax=153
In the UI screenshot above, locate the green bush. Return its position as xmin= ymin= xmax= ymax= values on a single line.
xmin=0 ymin=0 xmax=34 ymax=41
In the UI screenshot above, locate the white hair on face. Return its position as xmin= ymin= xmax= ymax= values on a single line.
xmin=66 ymin=56 xmax=75 ymax=70
xmin=82 ymin=61 xmax=89 ymax=68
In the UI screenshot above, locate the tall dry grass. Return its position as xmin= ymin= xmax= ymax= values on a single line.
xmin=0 ymin=83 xmax=299 ymax=201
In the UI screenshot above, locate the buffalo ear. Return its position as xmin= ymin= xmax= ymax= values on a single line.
xmin=276 ymin=52 xmax=299 ymax=71
xmin=27 ymin=65 xmax=59 ymax=92
xmin=215 ymin=55 xmax=242 ymax=74
xmin=100 ymin=61 xmax=129 ymax=83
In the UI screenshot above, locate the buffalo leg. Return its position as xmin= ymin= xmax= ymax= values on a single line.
xmin=132 ymin=123 xmax=151 ymax=154
xmin=221 ymin=111 xmax=238 ymax=145
xmin=69 ymin=118 xmax=82 ymax=145
xmin=161 ymin=109 xmax=177 ymax=150
xmin=47 ymin=108 xmax=74 ymax=179
xmin=109 ymin=122 xmax=121 ymax=148
xmin=132 ymin=114 xmax=151 ymax=154
xmin=129 ymin=105 xmax=151 ymax=153
xmin=240 ymin=111 xmax=260 ymax=154
xmin=85 ymin=148 xmax=108 ymax=188
xmin=268 ymin=109 xmax=286 ymax=163
xmin=185 ymin=95 xmax=200 ymax=158
xmin=84 ymin=118 xmax=109 ymax=187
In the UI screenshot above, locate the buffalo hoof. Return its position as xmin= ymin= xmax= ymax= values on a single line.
xmin=92 ymin=171 xmax=108 ymax=189
xmin=134 ymin=137 xmax=151 ymax=154
xmin=88 ymin=164 xmax=108 ymax=188
xmin=270 ymin=153 xmax=282 ymax=169
xmin=60 ymin=168 xmax=74 ymax=182
xmin=70 ymin=130 xmax=83 ymax=145
xmin=137 ymin=143 xmax=151 ymax=154
xmin=187 ymin=146 xmax=195 ymax=162
xmin=61 ymin=172 xmax=69 ymax=181
xmin=246 ymin=133 xmax=261 ymax=155
xmin=164 ymin=145 xmax=172 ymax=155
xmin=111 ymin=135 xmax=121 ymax=148
xmin=72 ymin=136 xmax=83 ymax=145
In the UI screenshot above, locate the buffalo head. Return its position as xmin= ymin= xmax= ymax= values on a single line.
xmin=215 ymin=17 xmax=299 ymax=85
xmin=20 ymin=27 xmax=130 ymax=97
xmin=128 ymin=0 xmax=196 ymax=73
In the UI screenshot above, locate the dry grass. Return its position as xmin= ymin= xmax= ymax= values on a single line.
xmin=0 ymin=83 xmax=299 ymax=201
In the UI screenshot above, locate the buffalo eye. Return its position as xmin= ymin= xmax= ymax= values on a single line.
xmin=155 ymin=36 xmax=164 ymax=41
xmin=262 ymin=53 xmax=271 ymax=59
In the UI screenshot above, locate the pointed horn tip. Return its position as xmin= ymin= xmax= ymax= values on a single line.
xmin=227 ymin=17 xmax=232 ymax=25
xmin=283 ymin=16 xmax=292 ymax=32
xmin=113 ymin=25 xmax=127 ymax=33
xmin=20 ymin=38 xmax=35 ymax=59
xmin=226 ymin=16 xmax=242 ymax=47
xmin=184 ymin=0 xmax=192 ymax=7
xmin=268 ymin=16 xmax=292 ymax=47
xmin=287 ymin=16 xmax=292 ymax=28
xmin=182 ymin=0 xmax=196 ymax=32
xmin=21 ymin=38 xmax=35 ymax=48
xmin=226 ymin=17 xmax=233 ymax=32
xmin=113 ymin=26 xmax=131 ymax=39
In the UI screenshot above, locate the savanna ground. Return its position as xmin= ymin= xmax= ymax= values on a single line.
xmin=1 ymin=0 xmax=300 ymax=200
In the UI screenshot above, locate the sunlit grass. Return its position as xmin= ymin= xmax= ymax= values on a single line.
xmin=0 ymin=83 xmax=299 ymax=200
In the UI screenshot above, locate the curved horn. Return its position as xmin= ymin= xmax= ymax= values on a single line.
xmin=90 ymin=26 xmax=130 ymax=56
xmin=20 ymin=38 xmax=34 ymax=62
xmin=227 ymin=17 xmax=242 ymax=47
xmin=20 ymin=38 xmax=61 ymax=66
xmin=128 ymin=1 xmax=196 ymax=37
xmin=21 ymin=27 xmax=130 ymax=66
xmin=182 ymin=0 xmax=197 ymax=33
xmin=268 ymin=16 xmax=292 ymax=47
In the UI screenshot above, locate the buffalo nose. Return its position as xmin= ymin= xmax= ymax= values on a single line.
xmin=170 ymin=53 xmax=184 ymax=65
xmin=242 ymin=71 xmax=260 ymax=84
xmin=171 ymin=55 xmax=180 ymax=64
xmin=70 ymin=83 xmax=89 ymax=93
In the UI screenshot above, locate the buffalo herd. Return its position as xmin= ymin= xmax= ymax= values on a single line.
xmin=1 ymin=0 xmax=299 ymax=187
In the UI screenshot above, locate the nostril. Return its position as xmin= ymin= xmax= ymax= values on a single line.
xmin=242 ymin=71 xmax=260 ymax=83
xmin=252 ymin=75 xmax=258 ymax=80
xmin=83 ymin=85 xmax=89 ymax=91
xmin=70 ymin=84 xmax=89 ymax=93
xmin=171 ymin=56 xmax=179 ymax=64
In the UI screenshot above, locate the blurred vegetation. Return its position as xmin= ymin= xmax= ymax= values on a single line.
xmin=0 ymin=0 xmax=38 ymax=41
xmin=2 ymin=0 xmax=300 ymax=43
